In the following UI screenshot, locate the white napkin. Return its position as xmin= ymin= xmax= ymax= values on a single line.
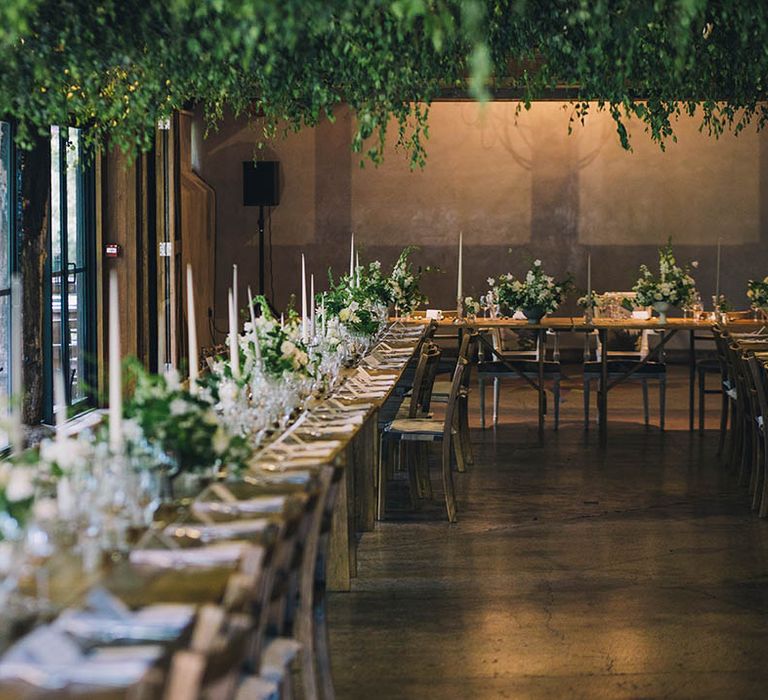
xmin=165 ymin=519 xmax=271 ymax=541
xmin=129 ymin=542 xmax=246 ymax=568
xmin=193 ymin=495 xmax=286 ymax=516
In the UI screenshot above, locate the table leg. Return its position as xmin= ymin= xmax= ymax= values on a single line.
xmin=689 ymin=330 xmax=696 ymax=432
xmin=599 ymin=328 xmax=608 ymax=446
xmin=538 ymin=329 xmax=545 ymax=443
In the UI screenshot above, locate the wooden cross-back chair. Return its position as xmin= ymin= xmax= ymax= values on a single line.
xmin=379 ymin=332 xmax=478 ymax=522
xmin=583 ymin=292 xmax=666 ymax=430
xmin=476 ymin=327 xmax=562 ymax=430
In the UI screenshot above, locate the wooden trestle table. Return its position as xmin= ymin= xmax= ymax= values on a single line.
xmin=403 ymin=316 xmax=765 ymax=445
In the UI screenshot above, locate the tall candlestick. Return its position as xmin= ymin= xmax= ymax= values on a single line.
xmin=355 ymin=253 xmax=360 ymax=288
xmin=54 ymin=370 xmax=67 ymax=440
xmin=10 ymin=275 xmax=22 ymax=455
xmin=232 ymin=264 xmax=239 ymax=326
xmin=715 ymin=238 xmax=721 ymax=303
xmin=587 ymin=252 xmax=592 ymax=298
xmin=457 ymin=231 xmax=464 ymax=302
xmin=228 ymin=289 xmax=240 ymax=379
xmin=310 ymin=274 xmax=316 ymax=338
xmin=186 ymin=265 xmax=199 ymax=388
xmin=349 ymin=232 xmax=355 ymax=280
xmin=108 ymin=270 xmax=123 ymax=452
xmin=321 ymin=293 xmax=327 ymax=338
xmin=247 ymin=285 xmax=261 ymax=365
xmin=280 ymin=313 xmax=284 ymax=329
xmin=301 ymin=253 xmax=308 ymax=341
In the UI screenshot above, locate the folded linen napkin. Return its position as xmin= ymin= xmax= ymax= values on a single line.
xmin=129 ymin=541 xmax=246 ymax=568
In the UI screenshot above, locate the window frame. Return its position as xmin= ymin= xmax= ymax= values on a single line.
xmin=0 ymin=120 xmax=18 ymax=402
xmin=43 ymin=127 xmax=97 ymax=424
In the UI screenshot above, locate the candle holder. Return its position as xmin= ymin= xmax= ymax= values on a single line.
xmin=456 ymin=296 xmax=464 ymax=320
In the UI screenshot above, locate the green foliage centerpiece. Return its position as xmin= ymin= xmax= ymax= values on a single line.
xmin=632 ymin=241 xmax=697 ymax=323
xmin=747 ymin=277 xmax=768 ymax=314
xmin=388 ymin=246 xmax=431 ymax=317
xmin=494 ymin=260 xmax=571 ymax=323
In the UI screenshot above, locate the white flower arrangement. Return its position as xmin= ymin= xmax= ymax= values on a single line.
xmin=747 ymin=276 xmax=768 ymax=309
xmin=494 ymin=260 xmax=571 ymax=317
xmin=632 ymin=241 xmax=697 ymax=308
xmin=0 ymin=461 xmax=36 ymax=539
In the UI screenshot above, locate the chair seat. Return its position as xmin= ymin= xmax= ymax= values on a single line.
xmin=386 ymin=418 xmax=444 ymax=437
xmin=478 ymin=360 xmax=561 ymax=377
xmin=583 ymin=360 xmax=666 ymax=376
xmin=432 ymin=380 xmax=453 ymax=396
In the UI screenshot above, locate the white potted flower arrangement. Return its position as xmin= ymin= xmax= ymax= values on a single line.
xmin=123 ymin=360 xmax=252 ymax=482
xmin=632 ymin=241 xmax=697 ymax=323
xmin=747 ymin=276 xmax=768 ymax=316
xmin=388 ymin=246 xmax=431 ymax=317
xmin=494 ymin=260 xmax=571 ymax=323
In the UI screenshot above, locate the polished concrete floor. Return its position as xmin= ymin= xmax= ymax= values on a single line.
xmin=328 ymin=367 xmax=768 ymax=699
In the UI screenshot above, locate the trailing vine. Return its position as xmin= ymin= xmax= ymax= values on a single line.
xmin=0 ymin=1 xmax=766 ymax=165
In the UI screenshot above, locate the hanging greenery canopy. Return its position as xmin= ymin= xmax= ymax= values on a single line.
xmin=0 ymin=1 xmax=766 ymax=165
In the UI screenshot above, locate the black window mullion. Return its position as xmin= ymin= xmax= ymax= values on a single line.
xmin=59 ymin=131 xmax=72 ymax=407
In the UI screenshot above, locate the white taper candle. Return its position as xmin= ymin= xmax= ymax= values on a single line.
xmin=457 ymin=231 xmax=463 ymax=301
xmin=232 ymin=264 xmax=239 ymax=326
xmin=247 ymin=285 xmax=262 ymax=365
xmin=54 ymin=370 xmax=67 ymax=440
xmin=349 ymin=232 xmax=355 ymax=280
xmin=186 ymin=264 xmax=198 ymax=388
xmin=228 ymin=289 xmax=240 ymax=379
xmin=301 ymin=253 xmax=308 ymax=341
xmin=715 ymin=238 xmax=721 ymax=303
xmin=310 ymin=273 xmax=316 ymax=338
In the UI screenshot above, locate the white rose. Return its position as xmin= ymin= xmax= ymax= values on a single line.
xmin=169 ymin=398 xmax=189 ymax=416
xmin=338 ymin=309 xmax=350 ymax=322
xmin=33 ymin=498 xmax=58 ymax=522
xmin=164 ymin=369 xmax=181 ymax=391
xmin=280 ymin=340 xmax=297 ymax=357
xmin=6 ymin=468 xmax=34 ymax=502
xmin=533 ymin=259 xmax=542 ymax=267
xmin=122 ymin=418 xmax=144 ymax=443
xmin=212 ymin=426 xmax=230 ymax=455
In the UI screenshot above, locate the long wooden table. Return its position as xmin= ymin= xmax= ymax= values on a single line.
xmin=404 ymin=316 xmax=765 ymax=445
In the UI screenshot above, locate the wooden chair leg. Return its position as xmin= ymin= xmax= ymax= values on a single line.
xmin=492 ymin=377 xmax=500 ymax=427
xmin=441 ymin=437 xmax=457 ymax=523
xmin=659 ymin=378 xmax=666 ymax=432
xmin=751 ymin=429 xmax=762 ymax=511
xmin=453 ymin=419 xmax=467 ymax=474
xmin=416 ymin=443 xmax=433 ymax=499
xmin=460 ymin=398 xmax=474 ymax=465
xmin=642 ymin=380 xmax=650 ymax=426
xmin=738 ymin=416 xmax=751 ymax=487
xmin=760 ymin=436 xmax=768 ymax=518
xmin=479 ymin=377 xmax=486 ymax=429
xmin=376 ymin=434 xmax=387 ymax=521
xmin=698 ymin=369 xmax=706 ymax=434
xmin=717 ymin=393 xmax=729 ymax=457
xmin=583 ymin=378 xmax=590 ymax=430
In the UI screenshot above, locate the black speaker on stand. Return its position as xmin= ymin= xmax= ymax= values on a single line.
xmin=243 ymin=161 xmax=280 ymax=299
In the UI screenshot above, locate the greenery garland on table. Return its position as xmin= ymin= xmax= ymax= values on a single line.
xmin=2 ymin=2 xmax=768 ymax=164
